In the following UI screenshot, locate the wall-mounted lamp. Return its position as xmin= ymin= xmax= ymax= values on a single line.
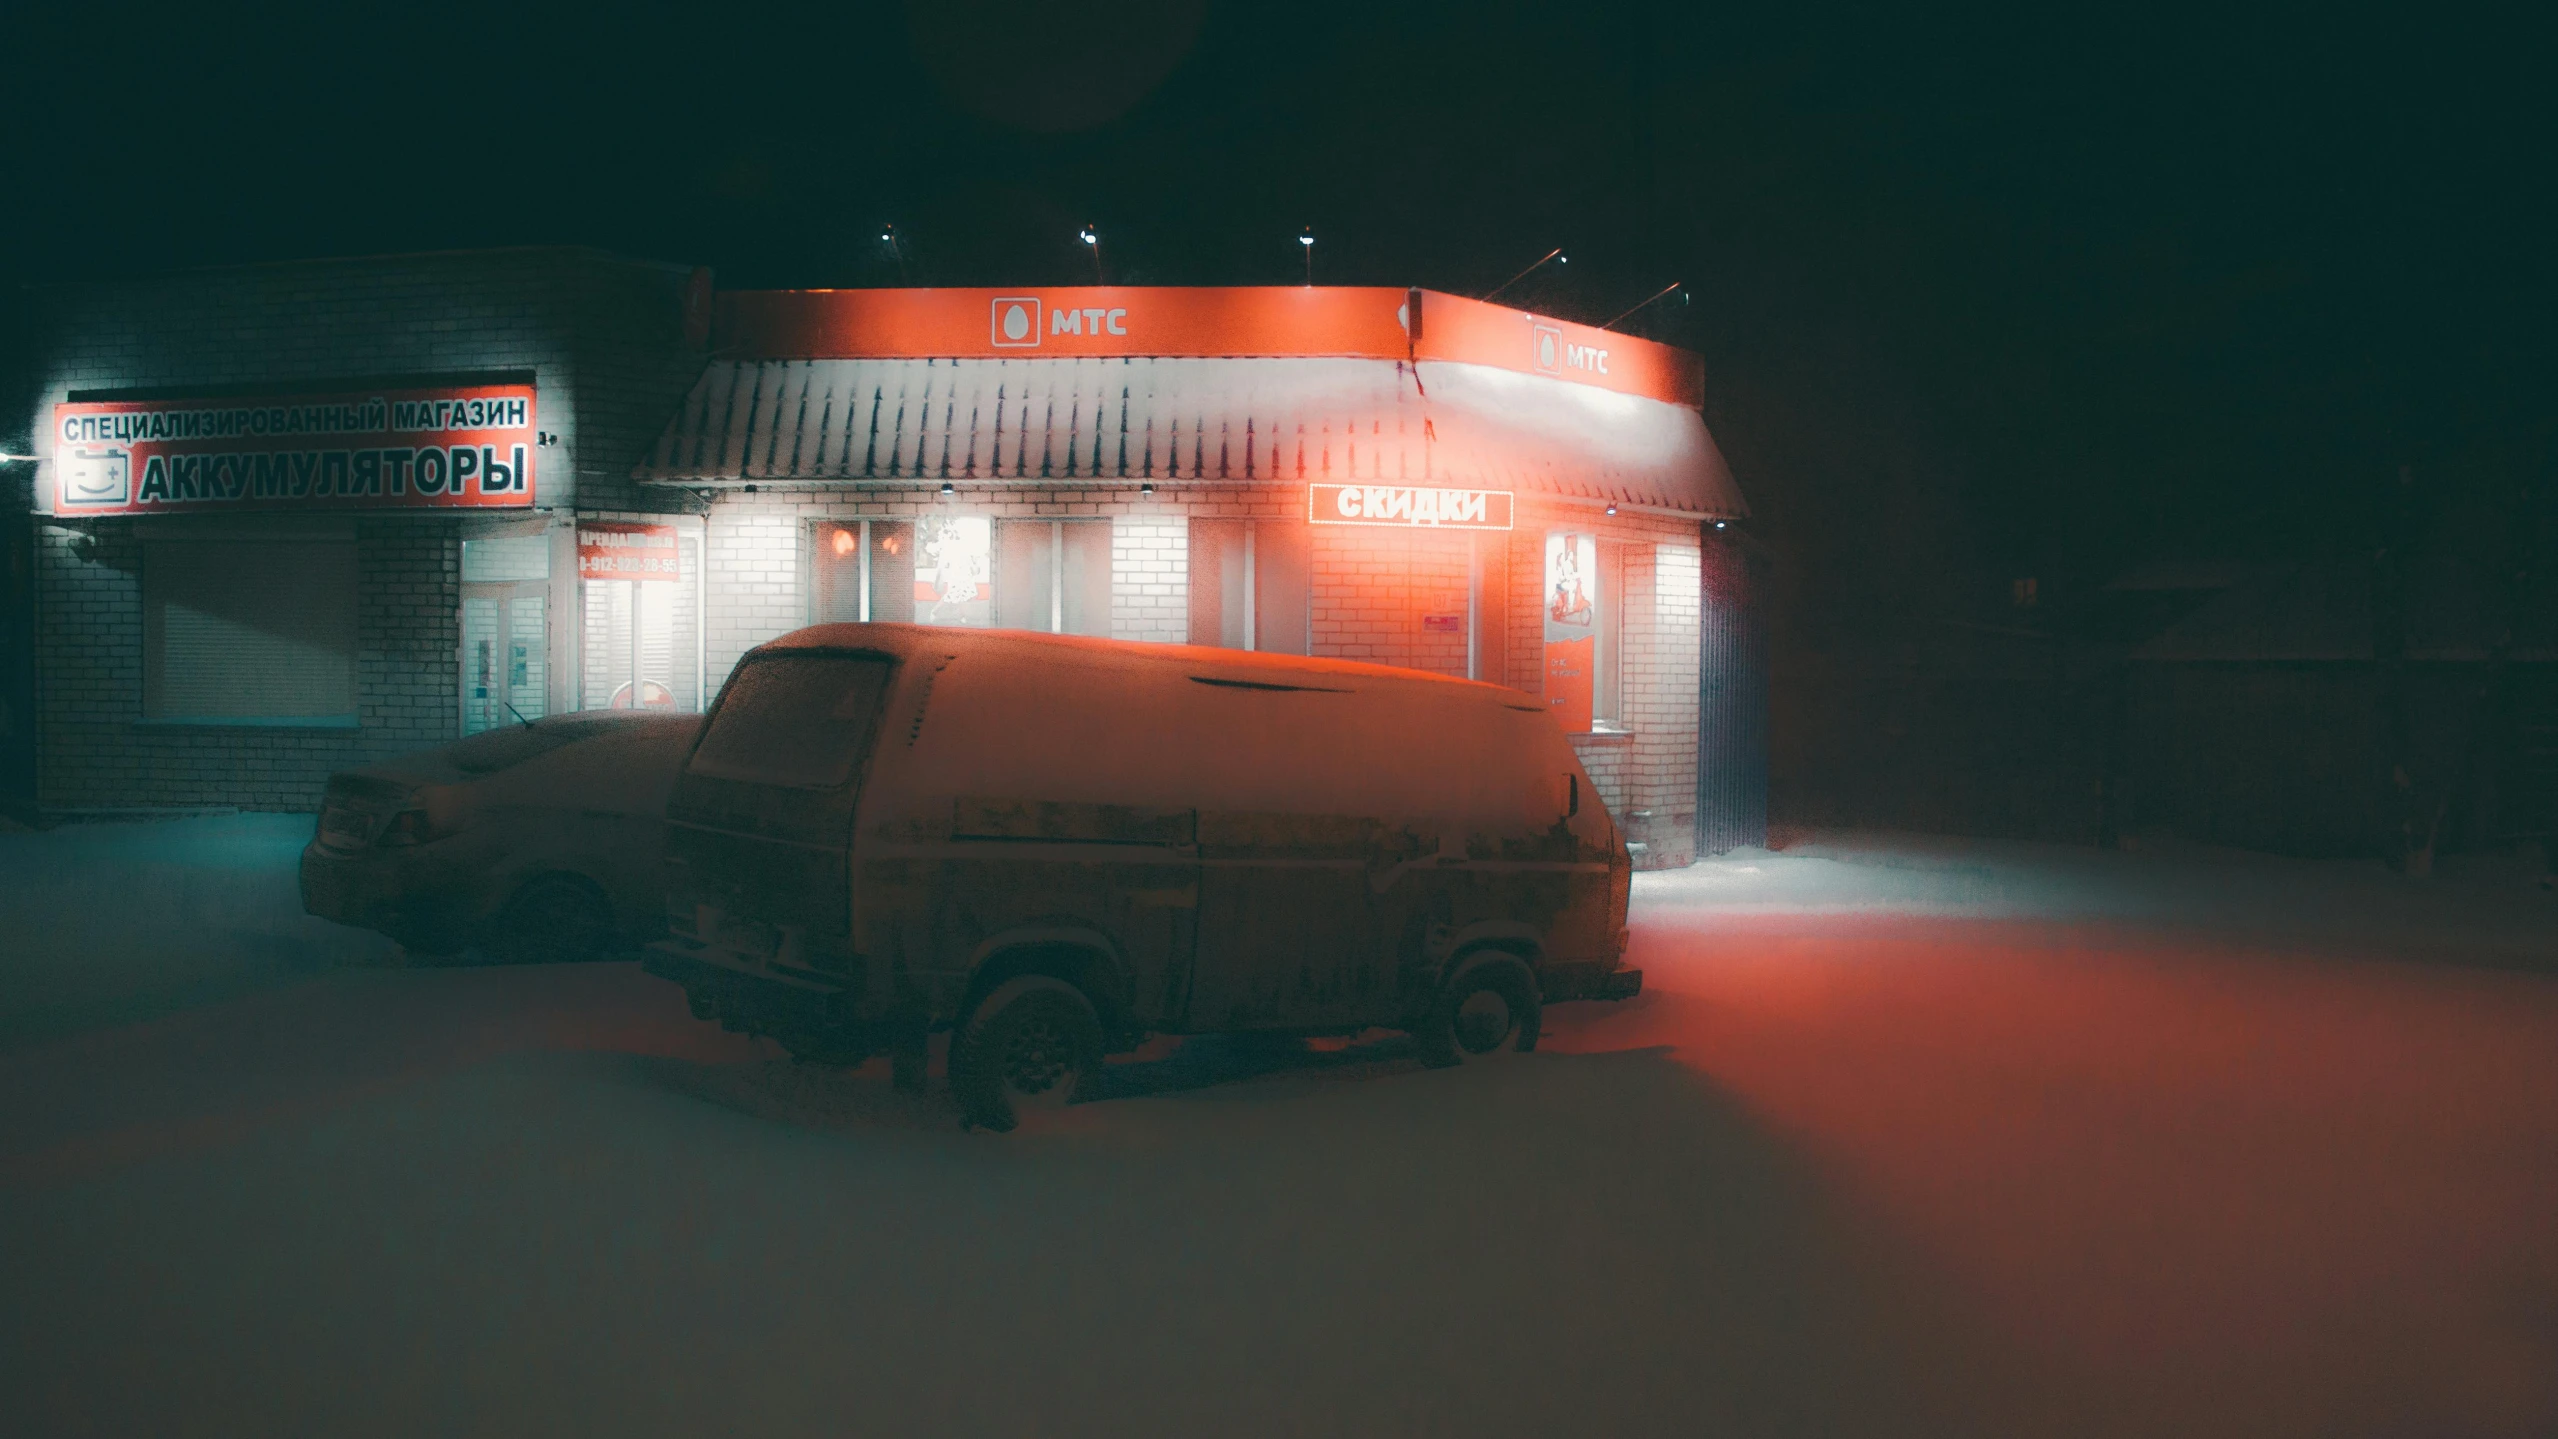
xmin=1140 ymin=482 xmax=1155 ymax=498
xmin=1298 ymin=227 xmax=1315 ymax=286
xmin=1605 ymin=502 xmax=1618 ymax=516
xmin=939 ymin=481 xmax=955 ymax=500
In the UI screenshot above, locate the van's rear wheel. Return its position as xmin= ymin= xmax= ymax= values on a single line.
xmin=1414 ymin=955 xmax=1541 ymax=1069
xmin=951 ymin=976 xmax=1103 ymax=1132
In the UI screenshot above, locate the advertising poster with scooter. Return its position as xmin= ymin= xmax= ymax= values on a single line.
xmin=1543 ymin=532 xmax=1596 ymax=733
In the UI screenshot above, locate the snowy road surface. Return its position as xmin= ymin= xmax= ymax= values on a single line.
xmin=2 ymin=817 xmax=2554 ymax=1437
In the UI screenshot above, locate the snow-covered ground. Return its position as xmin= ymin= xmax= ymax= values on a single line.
xmin=1 ymin=816 xmax=2553 ymax=1437
xmin=0 ymin=813 xmax=400 ymax=1049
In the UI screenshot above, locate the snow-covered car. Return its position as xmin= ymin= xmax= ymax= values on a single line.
xmin=300 ymin=712 xmax=702 ymax=963
xmin=644 ymin=624 xmax=1639 ymax=1130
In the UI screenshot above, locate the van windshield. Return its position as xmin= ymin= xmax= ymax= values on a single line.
xmin=689 ymin=653 xmax=894 ymax=789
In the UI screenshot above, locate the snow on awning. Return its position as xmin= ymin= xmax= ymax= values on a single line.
xmin=633 ymin=354 xmax=1746 ymax=517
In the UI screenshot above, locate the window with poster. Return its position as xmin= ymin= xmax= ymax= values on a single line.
xmin=575 ymin=520 xmax=700 ymax=716
xmin=809 ymin=516 xmax=1111 ymax=635
xmin=1542 ymin=531 xmax=1622 ymax=732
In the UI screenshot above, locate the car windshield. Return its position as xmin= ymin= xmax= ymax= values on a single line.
xmin=447 ymin=721 xmax=617 ymax=775
xmin=689 ymin=653 xmax=895 ymax=789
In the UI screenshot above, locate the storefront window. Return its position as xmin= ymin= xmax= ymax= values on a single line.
xmin=995 ymin=520 xmax=1112 ymax=635
xmin=809 ymin=520 xmax=913 ymax=625
xmin=143 ymin=537 xmax=357 ymax=725
xmin=577 ymin=525 xmax=700 ymax=717
xmin=1542 ymin=531 xmax=1622 ymax=732
xmin=810 ymin=517 xmax=1109 ymax=635
xmin=916 ymin=514 xmax=997 ymax=626
xmin=1187 ymin=518 xmax=1309 ymax=654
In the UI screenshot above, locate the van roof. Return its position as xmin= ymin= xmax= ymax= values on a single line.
xmin=751 ymin=623 xmax=1529 ymax=697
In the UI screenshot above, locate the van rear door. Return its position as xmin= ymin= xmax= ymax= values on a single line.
xmin=664 ymin=651 xmax=896 ymax=980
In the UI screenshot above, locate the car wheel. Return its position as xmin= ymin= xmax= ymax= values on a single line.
xmin=950 ymin=976 xmax=1103 ymax=1132
xmin=490 ymin=876 xmax=614 ymax=965
xmin=1413 ymin=954 xmax=1542 ymax=1069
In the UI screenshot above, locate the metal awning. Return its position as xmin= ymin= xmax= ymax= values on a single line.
xmin=633 ymin=354 xmax=1745 ymax=517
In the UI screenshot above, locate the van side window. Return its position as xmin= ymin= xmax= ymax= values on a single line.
xmin=689 ymin=654 xmax=895 ymax=789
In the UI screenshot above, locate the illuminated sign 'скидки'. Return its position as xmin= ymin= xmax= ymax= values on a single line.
xmin=1308 ymin=484 xmax=1514 ymax=530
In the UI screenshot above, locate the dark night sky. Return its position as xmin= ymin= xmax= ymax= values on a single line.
xmin=6 ymin=0 xmax=2547 ymax=639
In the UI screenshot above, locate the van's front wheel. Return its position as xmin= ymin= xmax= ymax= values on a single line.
xmin=1413 ymin=955 xmax=1542 ymax=1069
xmin=951 ymin=976 xmax=1103 ymax=1132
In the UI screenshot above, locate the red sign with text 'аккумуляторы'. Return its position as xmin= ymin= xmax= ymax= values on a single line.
xmin=50 ymin=383 xmax=537 ymax=516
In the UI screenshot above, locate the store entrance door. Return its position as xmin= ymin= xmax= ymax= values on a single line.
xmin=461 ymin=532 xmax=554 ymax=736
xmin=462 ymin=584 xmax=547 ymax=735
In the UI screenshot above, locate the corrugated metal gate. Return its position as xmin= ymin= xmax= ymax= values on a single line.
xmin=1696 ymin=530 xmax=1768 ymax=854
xmin=2502 ymin=668 xmax=2558 ymax=839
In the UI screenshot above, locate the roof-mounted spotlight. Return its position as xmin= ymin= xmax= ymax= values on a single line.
xmin=880 ymin=223 xmax=909 ymax=283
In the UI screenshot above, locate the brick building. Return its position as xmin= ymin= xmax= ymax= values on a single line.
xmin=10 ymin=253 xmax=1763 ymax=864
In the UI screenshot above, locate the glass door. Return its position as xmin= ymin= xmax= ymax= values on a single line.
xmin=462 ymin=533 xmax=552 ymax=736
xmin=462 ymin=587 xmax=548 ymax=734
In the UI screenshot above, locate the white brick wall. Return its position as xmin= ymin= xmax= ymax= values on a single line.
xmin=1110 ymin=515 xmax=1187 ymax=643
xmin=1309 ymin=524 xmax=1471 ymax=676
xmin=18 ymin=249 xmax=709 ymax=811
xmin=33 ymin=515 xmax=457 ymax=809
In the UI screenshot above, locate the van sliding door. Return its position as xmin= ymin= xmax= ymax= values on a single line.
xmin=1187 ymin=812 xmax=1387 ymax=1030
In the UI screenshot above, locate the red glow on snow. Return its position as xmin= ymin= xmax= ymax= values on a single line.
xmin=1542 ymin=914 xmax=2558 ymax=1435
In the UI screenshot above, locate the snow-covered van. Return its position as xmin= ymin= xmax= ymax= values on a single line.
xmin=642 ymin=624 xmax=1639 ymax=1129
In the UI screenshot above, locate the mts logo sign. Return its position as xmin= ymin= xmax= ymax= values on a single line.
xmin=1531 ymin=322 xmax=1611 ymax=377
xmin=990 ymin=297 xmax=1130 ymax=348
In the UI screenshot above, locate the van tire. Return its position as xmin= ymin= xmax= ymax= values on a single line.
xmin=1413 ymin=955 xmax=1541 ymax=1069
xmin=489 ymin=876 xmax=615 ymax=965
xmin=951 ymin=976 xmax=1103 ymax=1132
